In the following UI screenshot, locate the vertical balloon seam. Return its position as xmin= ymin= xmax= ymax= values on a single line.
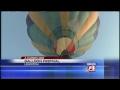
xmin=29 ymin=12 xmax=57 ymax=44
xmin=75 ymin=14 xmax=100 ymax=53
xmin=60 ymin=12 xmax=69 ymax=53
xmin=26 ymin=14 xmax=35 ymax=42
xmin=72 ymin=12 xmax=89 ymax=53
xmin=27 ymin=27 xmax=52 ymax=53
xmin=74 ymin=12 xmax=98 ymax=43
xmin=39 ymin=12 xmax=54 ymax=33
xmin=39 ymin=12 xmax=59 ymax=50
xmin=68 ymin=11 xmax=80 ymax=36
xmin=74 ymin=23 xmax=97 ymax=53
xmin=60 ymin=12 xmax=69 ymax=37
xmin=66 ymin=12 xmax=90 ymax=52
xmin=78 ymin=36 xmax=94 ymax=48
xmin=68 ymin=12 xmax=80 ymax=54
xmin=66 ymin=12 xmax=98 ymax=53
xmin=28 ymin=24 xmax=54 ymax=53
xmin=77 ymin=20 xmax=98 ymax=49
xmin=29 ymin=12 xmax=57 ymax=53
xmin=93 ymin=17 xmax=100 ymax=40
xmin=56 ymin=37 xmax=65 ymax=55
xmin=52 ymin=12 xmax=63 ymax=40
xmin=73 ymin=12 xmax=90 ymax=52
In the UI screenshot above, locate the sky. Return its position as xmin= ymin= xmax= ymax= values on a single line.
xmin=1 ymin=11 xmax=119 ymax=59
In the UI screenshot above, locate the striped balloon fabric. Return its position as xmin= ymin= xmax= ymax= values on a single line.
xmin=26 ymin=11 xmax=100 ymax=58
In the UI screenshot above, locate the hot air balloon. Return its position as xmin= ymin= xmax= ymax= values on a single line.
xmin=26 ymin=11 xmax=100 ymax=58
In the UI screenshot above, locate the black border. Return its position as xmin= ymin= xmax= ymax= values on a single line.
xmin=1 ymin=79 xmax=120 ymax=88
xmin=1 ymin=0 xmax=120 ymax=11
xmin=0 ymin=11 xmax=1 ymax=80
xmin=0 ymin=0 xmax=120 ymax=88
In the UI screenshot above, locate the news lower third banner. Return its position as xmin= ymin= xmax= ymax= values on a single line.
xmin=1 ymin=57 xmax=119 ymax=79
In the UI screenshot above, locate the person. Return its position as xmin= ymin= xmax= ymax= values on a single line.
xmin=59 ymin=49 xmax=72 ymax=59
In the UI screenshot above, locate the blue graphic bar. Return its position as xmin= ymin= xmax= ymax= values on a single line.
xmin=1 ymin=59 xmax=98 ymax=66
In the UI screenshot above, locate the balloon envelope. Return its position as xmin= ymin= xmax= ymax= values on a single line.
xmin=26 ymin=11 xmax=100 ymax=58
